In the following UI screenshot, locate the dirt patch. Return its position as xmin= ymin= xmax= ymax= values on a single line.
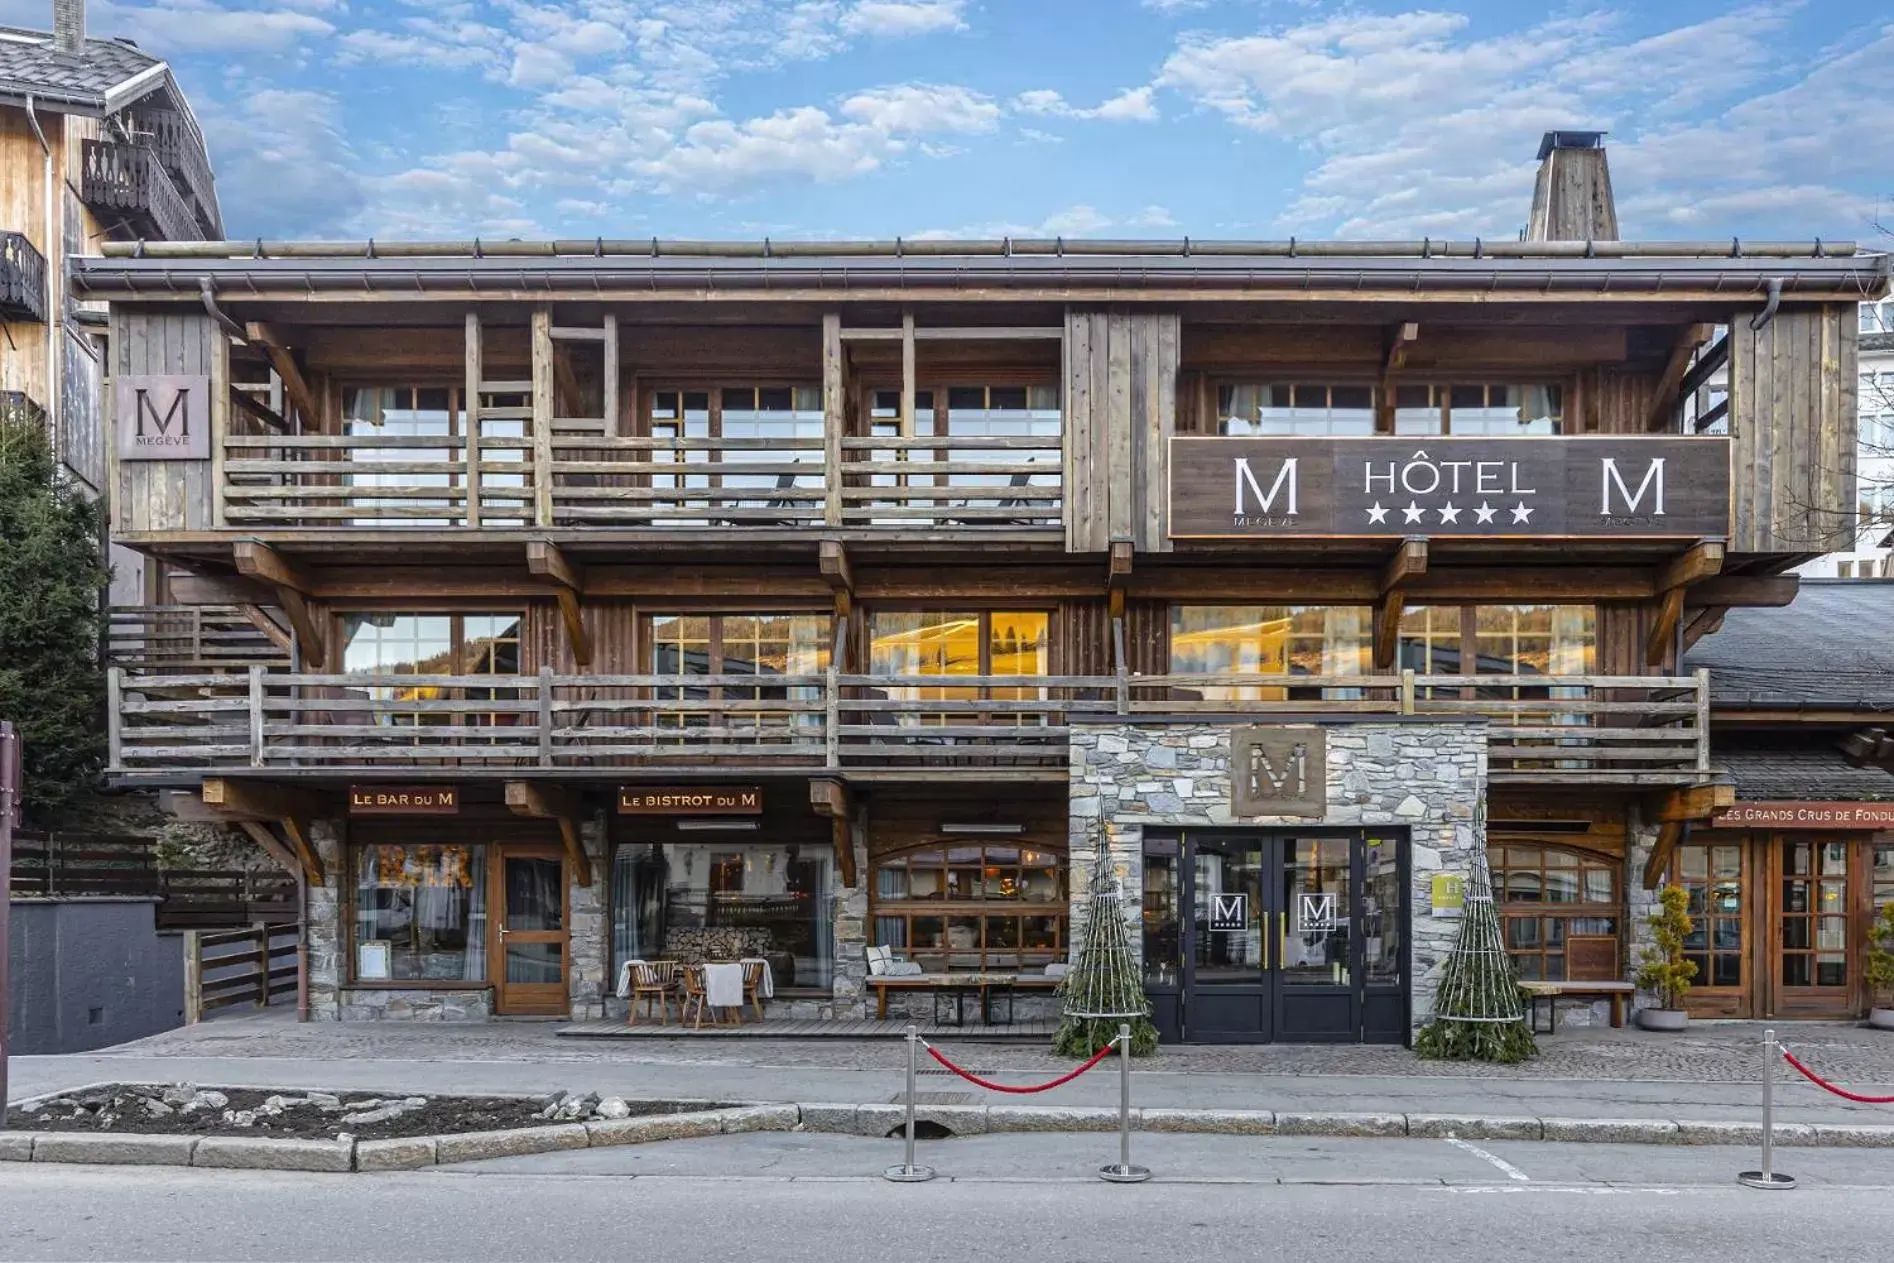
xmin=6 ymin=1085 xmax=732 ymax=1141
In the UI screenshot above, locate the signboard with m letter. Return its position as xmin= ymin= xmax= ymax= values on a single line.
xmin=1230 ymin=727 xmax=1326 ymax=817
xmin=116 ymin=374 xmax=211 ymax=461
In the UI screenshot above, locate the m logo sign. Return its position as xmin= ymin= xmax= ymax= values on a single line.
xmin=1230 ymin=727 xmax=1326 ymax=818
xmin=115 ymin=374 xmax=210 ymax=461
xmin=1209 ymin=893 xmax=1249 ymax=933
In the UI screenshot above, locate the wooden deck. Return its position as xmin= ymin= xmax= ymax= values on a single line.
xmin=557 ymin=1017 xmax=1056 ymax=1041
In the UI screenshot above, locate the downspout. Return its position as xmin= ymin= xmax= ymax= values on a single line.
xmin=197 ymin=276 xmax=247 ymax=340
xmin=24 ymin=95 xmax=56 ymax=448
xmin=1750 ymin=277 xmax=1784 ymax=331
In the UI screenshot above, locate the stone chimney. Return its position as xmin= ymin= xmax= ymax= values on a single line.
xmin=1526 ymin=130 xmax=1618 ymax=242
xmin=53 ymin=0 xmax=84 ymax=56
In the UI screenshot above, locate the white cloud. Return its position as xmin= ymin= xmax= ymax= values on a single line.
xmin=199 ymin=86 xmax=365 ymax=236
xmin=89 ymin=0 xmax=334 ymax=53
xmin=913 ymin=203 xmax=1178 ymax=239
xmin=1011 ymin=85 xmax=1160 ymax=121
xmin=840 ymin=83 xmax=1001 ymax=134
xmin=840 ymin=0 xmax=967 ymax=37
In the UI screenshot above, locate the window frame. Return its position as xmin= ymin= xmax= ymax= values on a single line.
xmin=344 ymin=834 xmax=493 ymax=989
xmin=1202 ymin=375 xmax=1571 ymax=437
xmin=869 ymin=840 xmax=1070 ymax=973
xmin=641 ymin=610 xmax=834 ymax=738
xmin=1490 ymin=842 xmax=1621 ymax=983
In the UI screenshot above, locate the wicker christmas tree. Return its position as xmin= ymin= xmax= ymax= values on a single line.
xmin=1413 ymin=843 xmax=1538 ymax=1064
xmin=1052 ymin=829 xmax=1159 ymax=1058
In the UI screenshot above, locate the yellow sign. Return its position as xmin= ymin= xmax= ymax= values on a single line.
xmin=1431 ymin=874 xmax=1465 ymax=917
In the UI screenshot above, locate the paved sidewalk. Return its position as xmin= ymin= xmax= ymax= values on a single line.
xmin=12 ymin=1010 xmax=1894 ymax=1128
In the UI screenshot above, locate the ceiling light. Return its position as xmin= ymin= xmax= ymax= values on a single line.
xmin=939 ymin=822 xmax=1023 ymax=835
xmin=675 ymin=819 xmax=760 ymax=833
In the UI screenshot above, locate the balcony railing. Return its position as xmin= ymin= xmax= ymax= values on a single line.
xmin=126 ymin=107 xmax=220 ymax=238
xmin=109 ymin=668 xmax=1711 ymax=786
xmin=218 ymin=430 xmax=1063 ymax=530
xmin=1 ymin=390 xmax=48 ymax=430
xmin=81 ymin=140 xmax=199 ymax=243
xmin=108 ymin=605 xmax=290 ymax=673
xmin=0 ymin=231 xmax=47 ymax=322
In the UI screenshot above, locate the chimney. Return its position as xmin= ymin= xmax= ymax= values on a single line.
xmin=1526 ymin=130 xmax=1618 ymax=242
xmin=53 ymin=0 xmax=84 ymax=56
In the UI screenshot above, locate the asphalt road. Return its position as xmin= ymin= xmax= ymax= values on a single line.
xmin=5 ymin=1133 xmax=1894 ymax=1262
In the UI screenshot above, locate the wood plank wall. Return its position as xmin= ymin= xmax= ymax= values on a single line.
xmin=1063 ymin=309 xmax=1181 ymax=554
xmin=1729 ymin=305 xmax=1858 ymax=555
xmin=111 ymin=309 xmax=221 ymax=533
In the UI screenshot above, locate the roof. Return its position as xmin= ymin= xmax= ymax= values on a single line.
xmin=1686 ymin=580 xmax=1894 ymax=709
xmin=0 ymin=25 xmax=167 ymax=115
xmin=1715 ymin=747 xmax=1894 ymax=801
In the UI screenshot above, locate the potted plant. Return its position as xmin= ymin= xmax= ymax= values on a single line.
xmin=1866 ymin=902 xmax=1894 ymax=1031
xmin=1635 ymin=883 xmax=1698 ymax=1032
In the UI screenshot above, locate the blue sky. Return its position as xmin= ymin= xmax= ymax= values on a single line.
xmin=8 ymin=0 xmax=1893 ymax=242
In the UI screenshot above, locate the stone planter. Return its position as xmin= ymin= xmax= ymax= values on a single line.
xmin=1637 ymin=1007 xmax=1688 ymax=1032
xmin=1868 ymin=1007 xmax=1894 ymax=1032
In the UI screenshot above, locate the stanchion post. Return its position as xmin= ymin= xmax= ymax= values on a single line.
xmin=1738 ymin=1026 xmax=1795 ymax=1190
xmin=883 ymin=1023 xmax=936 ymax=1183
xmin=1099 ymin=1022 xmax=1151 ymax=1184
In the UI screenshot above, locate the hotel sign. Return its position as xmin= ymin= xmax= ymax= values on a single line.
xmin=1230 ymin=727 xmax=1326 ymax=818
xmin=348 ymin=785 xmax=459 ymax=815
xmin=1712 ymin=801 xmax=1894 ymax=830
xmin=1169 ymin=436 xmax=1729 ymax=539
xmin=115 ymin=374 xmax=210 ymax=460
xmin=618 ymin=786 xmax=763 ymax=815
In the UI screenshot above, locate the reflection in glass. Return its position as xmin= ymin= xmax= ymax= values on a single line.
xmin=1193 ymin=840 xmax=1264 ymax=983
xmin=1170 ymin=606 xmax=1369 ymax=702
xmin=613 ymin=843 xmax=836 ymax=988
xmin=354 ymin=844 xmax=487 ymax=981
xmin=871 ymin=844 xmax=1067 ymax=972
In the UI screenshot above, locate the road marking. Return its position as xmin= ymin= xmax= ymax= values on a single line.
xmin=1443 ymin=1136 xmax=1530 ymax=1182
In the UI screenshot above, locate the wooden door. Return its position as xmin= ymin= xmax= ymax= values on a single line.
xmin=489 ymin=845 xmax=569 ymax=1015
xmin=1673 ymin=836 xmax=1756 ymax=1018
xmin=1764 ymin=837 xmax=1857 ymax=1019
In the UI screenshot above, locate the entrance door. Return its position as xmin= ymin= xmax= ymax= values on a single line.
xmin=1148 ymin=830 xmax=1408 ymax=1044
xmin=490 ymin=846 xmax=568 ymax=1015
xmin=1770 ymin=838 xmax=1854 ymax=1018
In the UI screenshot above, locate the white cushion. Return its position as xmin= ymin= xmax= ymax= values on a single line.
xmin=888 ymin=961 xmax=924 ymax=977
xmin=1043 ymin=962 xmax=1071 ymax=979
xmin=865 ymin=946 xmax=890 ymax=976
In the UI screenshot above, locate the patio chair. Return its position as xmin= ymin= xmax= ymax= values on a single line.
xmin=626 ymin=959 xmax=678 ymax=1028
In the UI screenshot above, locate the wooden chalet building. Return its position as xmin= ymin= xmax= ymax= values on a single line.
xmin=85 ymin=134 xmax=1890 ymax=1039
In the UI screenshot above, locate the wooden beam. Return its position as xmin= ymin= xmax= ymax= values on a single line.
xmin=1645 ymin=585 xmax=1686 ymax=665
xmin=525 ymin=539 xmax=584 ymax=590
xmin=169 ymin=573 xmax=275 ymax=606
xmin=818 ymin=539 xmax=853 ymax=594
xmin=823 ymin=312 xmax=844 ymax=527
xmin=900 ymin=309 xmax=915 ymax=439
xmin=234 ymin=541 xmax=323 ymax=662
xmin=279 ymin=816 xmax=325 ymax=885
xmin=1686 ymin=576 xmax=1797 ymax=608
xmin=554 ymin=590 xmax=592 ymax=666
xmin=1657 ymin=540 xmax=1725 ymax=592
xmin=832 ymin=816 xmax=857 ymax=888
xmin=244 ymin=323 xmax=321 ymax=431
xmin=1381 ymin=537 xmax=1428 ymax=595
xmin=1383 ymin=321 xmax=1419 ymax=375
xmin=237 ymin=603 xmax=294 ymax=655
xmin=1680 ymin=605 xmax=1726 ymax=651
xmin=1108 ymin=539 xmax=1134 ymax=588
xmin=202 ymin=777 xmax=329 ymax=820
xmin=229 ymin=386 xmax=289 ymax=433
xmin=1372 ymin=588 xmax=1407 ymax=671
xmin=553 ymin=344 xmax=584 ymax=420
xmin=1654 ymin=783 xmax=1735 ymax=823
xmin=237 ymin=819 xmax=302 ymax=880
xmin=1643 ymin=820 xmax=1685 ymax=889
xmin=531 ymin=308 xmax=555 ymax=528
xmin=504 ymin=780 xmax=592 ymax=887
xmin=1645 ymin=323 xmax=1715 ymax=432
xmin=809 ymin=778 xmax=849 ymax=818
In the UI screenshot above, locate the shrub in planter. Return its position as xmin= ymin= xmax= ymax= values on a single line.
xmin=1865 ymin=903 xmax=1894 ymax=1031
xmin=1634 ymin=884 xmax=1697 ymax=1030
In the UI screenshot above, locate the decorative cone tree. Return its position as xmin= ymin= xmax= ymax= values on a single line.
xmin=1414 ymin=845 xmax=1538 ymax=1064
xmin=1053 ymin=829 xmax=1159 ymax=1058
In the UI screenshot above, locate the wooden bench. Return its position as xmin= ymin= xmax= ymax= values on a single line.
xmin=868 ymin=973 xmax=1060 ymax=1023
xmin=1517 ymin=981 xmax=1635 ymax=1033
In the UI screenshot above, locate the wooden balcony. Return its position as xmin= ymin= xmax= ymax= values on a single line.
xmin=108 ymin=668 xmax=1711 ymax=787
xmin=108 ymin=605 xmax=289 ymax=673
xmin=1 ymin=231 xmax=47 ymax=322
xmin=81 ymin=140 xmax=199 ymax=243
xmin=125 ymin=108 xmax=221 ymax=238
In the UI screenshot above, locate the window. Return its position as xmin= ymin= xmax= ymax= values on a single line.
xmin=872 ymin=843 xmax=1067 ymax=972
xmin=865 ymin=384 xmax=1061 ymax=516
xmin=1672 ymin=842 xmax=1745 ymax=989
xmin=1394 ymin=383 xmax=1562 ymax=436
xmin=612 ymin=842 xmax=835 ymax=989
xmin=341 ymin=386 xmax=527 ymax=526
xmin=1215 ymin=382 xmax=1562 ymax=436
xmin=1839 ymin=561 xmax=1857 ymax=579
xmin=1169 ymin=605 xmax=1369 ymax=700
xmin=868 ymin=610 xmax=1050 ymax=722
xmin=1875 ymin=843 xmax=1894 ymax=913
xmin=647 ymin=613 xmax=829 ymax=737
xmin=338 ymin=612 xmax=523 ymax=729
xmin=647 ymin=385 xmax=823 ymax=522
xmin=1491 ymin=844 xmax=1619 ymax=982
xmin=1219 ymin=383 xmax=1374 ymax=435
xmin=353 ymin=844 xmax=487 ymax=981
xmin=1474 ymin=603 xmax=1595 ymax=691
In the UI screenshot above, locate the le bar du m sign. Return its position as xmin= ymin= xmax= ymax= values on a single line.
xmin=1169 ymin=436 xmax=1730 ymax=539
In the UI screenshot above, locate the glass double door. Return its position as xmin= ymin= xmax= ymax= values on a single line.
xmin=1144 ymin=831 xmax=1407 ymax=1044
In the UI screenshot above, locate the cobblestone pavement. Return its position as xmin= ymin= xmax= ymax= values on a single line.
xmin=82 ymin=1011 xmax=1894 ymax=1085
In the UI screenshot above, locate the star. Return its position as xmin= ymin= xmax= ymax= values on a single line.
xmin=1474 ymin=501 xmax=1497 ymax=524
xmin=1365 ymin=502 xmax=1389 ymax=525
xmin=1401 ymin=501 xmax=1425 ymax=524
xmin=1510 ymin=501 xmax=1535 ymax=524
xmin=1437 ymin=502 xmax=1461 ymax=524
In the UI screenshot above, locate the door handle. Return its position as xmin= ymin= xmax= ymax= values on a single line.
xmin=497 ymin=926 xmax=510 ymax=938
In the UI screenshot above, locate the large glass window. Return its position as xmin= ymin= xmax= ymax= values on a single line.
xmin=337 ymin=611 xmax=523 ymax=730
xmin=1219 ymin=383 xmax=1374 ymax=436
xmin=1214 ymin=382 xmax=1562 ymax=436
xmin=1492 ymin=844 xmax=1619 ymax=982
xmin=647 ymin=613 xmax=829 ymax=737
xmin=872 ymin=843 xmax=1067 ymax=972
xmin=353 ymin=844 xmax=488 ymax=981
xmin=1672 ymin=841 xmax=1745 ymax=990
xmin=1169 ymin=605 xmax=1369 ymax=700
xmin=646 ymin=385 xmax=823 ymax=523
xmin=864 ymin=384 xmax=1061 ymax=518
xmin=611 ymin=842 xmax=835 ymax=989
xmin=1393 ymin=384 xmax=1562 ymax=436
xmin=341 ymin=386 xmax=527 ymax=526
xmin=868 ymin=610 xmax=1050 ymax=723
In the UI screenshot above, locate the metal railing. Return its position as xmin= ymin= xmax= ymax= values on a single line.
xmin=108 ymin=667 xmax=1711 ymax=784
xmin=81 ymin=140 xmax=199 ymax=243
xmin=0 ymin=231 xmax=47 ymax=323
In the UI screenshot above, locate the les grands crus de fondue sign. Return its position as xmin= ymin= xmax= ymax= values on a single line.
xmin=1168 ymin=436 xmax=1730 ymax=539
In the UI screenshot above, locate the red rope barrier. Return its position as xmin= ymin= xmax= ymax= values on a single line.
xmin=1782 ymin=1050 xmax=1894 ymax=1104
xmin=925 ymin=1039 xmax=1117 ymax=1094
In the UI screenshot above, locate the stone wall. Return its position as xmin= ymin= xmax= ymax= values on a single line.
xmin=337 ymin=987 xmax=491 ymax=1021
xmin=1069 ymin=719 xmax=1486 ymax=1029
xmin=567 ymin=815 xmax=609 ymax=1021
xmin=305 ymin=819 xmax=344 ymax=1021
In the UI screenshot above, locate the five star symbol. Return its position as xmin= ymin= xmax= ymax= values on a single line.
xmin=1368 ymin=498 xmax=1535 ymax=527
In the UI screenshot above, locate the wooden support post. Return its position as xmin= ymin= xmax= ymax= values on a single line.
xmin=211 ymin=329 xmax=230 ymax=527
xmin=1645 ymin=324 xmax=1715 ymax=432
xmin=234 ymin=541 xmax=325 ymax=664
xmin=1681 ymin=606 xmax=1727 ymax=651
xmin=602 ymin=314 xmax=619 ymax=437
xmin=527 ymin=540 xmax=591 ymax=665
xmin=229 ymin=385 xmax=289 ymax=434
xmin=1399 ymin=669 xmax=1417 ymax=715
xmin=532 ymin=307 xmax=555 ymax=527
xmin=826 ymin=615 xmax=845 ymax=769
xmin=184 ymin=930 xmax=203 ymax=1025
xmin=1374 ymin=537 xmax=1427 ymax=670
xmin=818 ymin=539 xmax=854 ymax=596
xmin=538 ymin=666 xmax=555 ymax=767
xmin=1648 ymin=540 xmax=1723 ymax=665
xmin=239 ymin=604 xmax=294 ymax=655
xmin=1645 ymin=587 xmax=1685 ymax=667
xmin=1695 ymin=667 xmax=1712 ymax=772
xmin=1383 ymin=321 xmax=1419 ymax=375
xmin=252 ymin=919 xmax=270 ymax=1009
xmin=1111 ymin=615 xmax=1128 ymax=715
xmin=1643 ymin=820 xmax=1685 ymax=890
xmin=248 ymin=664 xmax=265 ymax=767
xmin=1654 ymin=783 xmax=1735 ymax=823
xmin=900 ymin=308 xmax=915 ymax=439
xmin=245 ymin=323 xmax=320 ymax=431
xmin=236 ymin=819 xmax=301 ymax=881
xmin=823 ymin=312 xmax=844 ymax=527
xmin=811 ymin=780 xmax=855 ymax=888
xmin=106 ymin=666 xmax=123 ymax=771
xmin=504 ymin=781 xmax=593 ymax=887
xmin=465 ymin=312 xmax=483 ymax=528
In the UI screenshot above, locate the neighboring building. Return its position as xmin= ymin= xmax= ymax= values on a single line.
xmin=0 ymin=0 xmax=222 ymax=602
xmin=1812 ymin=299 xmax=1894 ymax=579
xmin=83 ymin=134 xmax=1883 ymax=1039
xmin=1684 ymin=581 xmax=1894 ymax=1020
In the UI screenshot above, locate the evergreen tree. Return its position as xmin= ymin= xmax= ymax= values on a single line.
xmin=0 ymin=417 xmax=110 ymax=821
xmin=1413 ymin=846 xmax=1538 ymax=1064
xmin=1053 ymin=830 xmax=1159 ymax=1058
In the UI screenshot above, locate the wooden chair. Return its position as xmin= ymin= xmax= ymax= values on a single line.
xmin=626 ymin=960 xmax=677 ymax=1028
xmin=680 ymin=964 xmax=738 ymax=1029
xmin=741 ymin=960 xmax=767 ymax=1022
